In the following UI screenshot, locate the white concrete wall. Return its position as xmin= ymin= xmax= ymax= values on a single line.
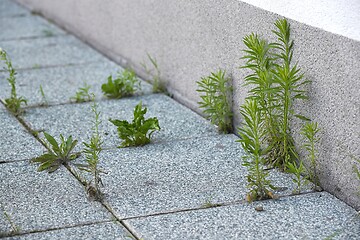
xmin=16 ymin=0 xmax=360 ymax=209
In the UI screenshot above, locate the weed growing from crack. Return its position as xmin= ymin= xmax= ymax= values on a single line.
xmin=76 ymin=101 xmax=105 ymax=201
xmin=39 ymin=84 xmax=48 ymax=106
xmin=109 ymin=101 xmax=160 ymax=147
xmin=197 ymin=69 xmax=233 ymax=133
xmin=102 ymin=69 xmax=140 ymax=99
xmin=0 ymin=48 xmax=27 ymax=116
xmin=300 ymin=121 xmax=321 ymax=188
xmin=42 ymin=29 xmax=54 ymax=37
xmin=70 ymin=83 xmax=93 ymax=103
xmin=141 ymin=53 xmax=165 ymax=93
xmin=286 ymin=161 xmax=308 ymax=194
xmin=31 ymin=132 xmax=80 ymax=173
xmin=237 ymin=100 xmax=275 ymax=201
xmin=0 ymin=205 xmax=20 ymax=236
xmin=239 ymin=18 xmax=314 ymax=199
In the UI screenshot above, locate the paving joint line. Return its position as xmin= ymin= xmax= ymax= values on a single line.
xmin=0 ymin=61 xmax=104 ymax=72
xmin=0 ymin=219 xmax=113 ymax=238
xmin=0 ymin=33 xmax=69 ymax=42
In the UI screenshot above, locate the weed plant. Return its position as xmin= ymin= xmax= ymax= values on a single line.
xmin=39 ymin=84 xmax=48 ymax=106
xmin=196 ymin=69 xmax=233 ymax=133
xmin=239 ymin=18 xmax=313 ymax=199
xmin=141 ymin=53 xmax=164 ymax=93
xmin=76 ymin=101 xmax=104 ymax=201
xmin=241 ymin=18 xmax=309 ymax=169
xmin=109 ymin=101 xmax=160 ymax=147
xmin=0 ymin=48 xmax=27 ymax=115
xmin=237 ymin=100 xmax=275 ymax=201
xmin=71 ymin=83 xmax=93 ymax=103
xmin=300 ymin=122 xmax=320 ymax=187
xmin=102 ymin=69 xmax=140 ymax=98
xmin=286 ymin=161 xmax=307 ymax=194
xmin=31 ymin=132 xmax=80 ymax=173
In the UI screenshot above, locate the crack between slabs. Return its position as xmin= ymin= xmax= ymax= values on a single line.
xmin=0 ymin=61 xmax=103 ymax=73
xmin=0 ymin=220 xmax=113 ymax=238
xmin=119 ymin=190 xmax=321 ymax=222
xmin=0 ymin=33 xmax=69 ymax=42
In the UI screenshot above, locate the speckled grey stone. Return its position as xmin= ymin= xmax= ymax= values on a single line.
xmin=3 ymin=222 xmax=131 ymax=240
xmin=0 ymin=15 xmax=66 ymax=41
xmin=126 ymin=192 xmax=360 ymax=240
xmin=0 ymin=161 xmax=111 ymax=234
xmin=0 ymin=62 xmax=152 ymax=106
xmin=22 ymin=94 xmax=219 ymax=150
xmin=0 ymin=35 xmax=108 ymax=69
xmin=0 ymin=111 xmax=45 ymax=162
xmin=90 ymin=135 xmax=312 ymax=218
xmin=0 ymin=0 xmax=28 ymax=18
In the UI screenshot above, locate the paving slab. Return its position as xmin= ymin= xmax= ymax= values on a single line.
xmin=22 ymin=94 xmax=219 ymax=150
xmin=0 ymin=35 xmax=109 ymax=69
xmin=88 ymin=134 xmax=311 ymax=219
xmin=0 ymin=110 xmax=45 ymax=162
xmin=0 ymin=0 xmax=28 ymax=18
xmin=126 ymin=192 xmax=360 ymax=240
xmin=2 ymin=222 xmax=131 ymax=240
xmin=0 ymin=62 xmax=152 ymax=106
xmin=0 ymin=15 xmax=66 ymax=41
xmin=0 ymin=161 xmax=112 ymax=236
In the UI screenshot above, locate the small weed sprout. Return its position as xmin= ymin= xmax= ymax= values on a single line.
xmin=237 ymin=100 xmax=275 ymax=201
xmin=101 ymin=69 xmax=140 ymax=99
xmin=300 ymin=122 xmax=321 ymax=188
xmin=197 ymin=69 xmax=233 ymax=133
xmin=141 ymin=53 xmax=164 ymax=93
xmin=0 ymin=48 xmax=27 ymax=116
xmin=31 ymin=132 xmax=80 ymax=173
xmin=352 ymin=156 xmax=360 ymax=195
xmin=39 ymin=84 xmax=48 ymax=106
xmin=286 ymin=161 xmax=308 ymax=194
xmin=70 ymin=83 xmax=93 ymax=103
xmin=1 ymin=205 xmax=20 ymax=235
xmin=76 ymin=101 xmax=104 ymax=201
xmin=42 ymin=29 xmax=54 ymax=37
xmin=109 ymin=101 xmax=160 ymax=147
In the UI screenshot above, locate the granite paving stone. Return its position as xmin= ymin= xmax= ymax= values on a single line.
xmin=0 ymin=35 xmax=109 ymax=69
xmin=22 ymin=94 xmax=219 ymax=150
xmin=0 ymin=15 xmax=66 ymax=41
xmin=0 ymin=110 xmax=45 ymax=162
xmin=126 ymin=192 xmax=360 ymax=240
xmin=92 ymin=134 xmax=311 ymax=218
xmin=0 ymin=0 xmax=28 ymax=18
xmin=2 ymin=222 xmax=131 ymax=240
xmin=0 ymin=62 xmax=152 ymax=106
xmin=0 ymin=161 xmax=112 ymax=235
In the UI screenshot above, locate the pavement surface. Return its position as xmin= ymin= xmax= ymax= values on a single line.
xmin=0 ymin=1 xmax=359 ymax=239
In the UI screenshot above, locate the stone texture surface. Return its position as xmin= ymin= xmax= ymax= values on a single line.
xmin=3 ymin=222 xmax=131 ymax=240
xmin=0 ymin=161 xmax=111 ymax=234
xmin=94 ymin=135 xmax=312 ymax=218
xmin=15 ymin=0 xmax=360 ymax=209
xmin=0 ymin=35 xmax=108 ymax=69
xmin=0 ymin=15 xmax=66 ymax=41
xmin=0 ymin=110 xmax=45 ymax=162
xmin=0 ymin=62 xmax=152 ymax=106
xmin=127 ymin=192 xmax=360 ymax=240
xmin=22 ymin=94 xmax=219 ymax=150
xmin=0 ymin=0 xmax=28 ymax=18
